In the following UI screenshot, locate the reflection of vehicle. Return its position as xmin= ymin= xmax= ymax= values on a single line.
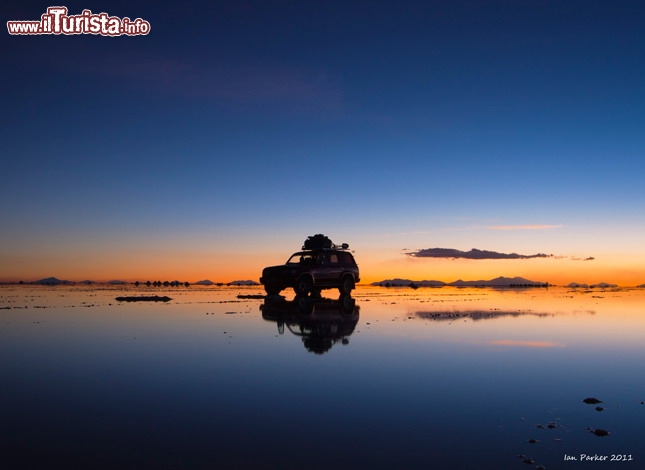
xmin=261 ymin=295 xmax=359 ymax=354
xmin=260 ymin=234 xmax=360 ymax=296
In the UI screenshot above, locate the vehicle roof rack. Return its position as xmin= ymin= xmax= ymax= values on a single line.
xmin=302 ymin=234 xmax=349 ymax=251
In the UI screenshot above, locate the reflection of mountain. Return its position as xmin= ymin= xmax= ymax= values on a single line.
xmin=415 ymin=309 xmax=556 ymax=322
xmin=261 ymin=296 xmax=359 ymax=354
xmin=373 ymin=278 xmax=445 ymax=287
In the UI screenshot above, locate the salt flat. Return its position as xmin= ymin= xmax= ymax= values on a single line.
xmin=2 ymin=284 xmax=644 ymax=469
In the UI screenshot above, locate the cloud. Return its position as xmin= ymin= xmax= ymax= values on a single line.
xmin=407 ymin=247 xmax=552 ymax=260
xmin=491 ymin=340 xmax=563 ymax=348
xmin=41 ymin=45 xmax=343 ymax=113
xmin=486 ymin=225 xmax=562 ymax=230
xmin=91 ymin=55 xmax=343 ymax=112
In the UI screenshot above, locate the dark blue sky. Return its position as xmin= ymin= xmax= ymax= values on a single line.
xmin=2 ymin=0 xmax=644 ymax=283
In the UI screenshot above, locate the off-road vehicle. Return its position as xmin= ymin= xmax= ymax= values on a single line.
xmin=260 ymin=235 xmax=360 ymax=296
xmin=261 ymin=295 xmax=359 ymax=354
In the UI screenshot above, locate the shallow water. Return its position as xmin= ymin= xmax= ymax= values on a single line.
xmin=1 ymin=285 xmax=644 ymax=469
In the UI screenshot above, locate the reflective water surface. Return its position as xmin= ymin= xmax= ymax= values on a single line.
xmin=2 ymin=285 xmax=644 ymax=469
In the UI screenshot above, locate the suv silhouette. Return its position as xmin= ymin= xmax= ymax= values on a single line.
xmin=260 ymin=235 xmax=360 ymax=296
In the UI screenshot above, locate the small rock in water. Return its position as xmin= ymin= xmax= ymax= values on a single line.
xmin=595 ymin=406 xmax=605 ymax=412
xmin=527 ymin=439 xmax=540 ymax=444
xmin=536 ymin=422 xmax=560 ymax=429
xmin=582 ymin=397 xmax=603 ymax=404
xmin=588 ymin=428 xmax=610 ymax=437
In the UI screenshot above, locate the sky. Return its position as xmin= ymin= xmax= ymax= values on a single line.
xmin=2 ymin=0 xmax=644 ymax=285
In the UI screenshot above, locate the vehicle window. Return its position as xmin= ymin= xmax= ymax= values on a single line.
xmin=287 ymin=254 xmax=316 ymax=264
xmin=330 ymin=254 xmax=339 ymax=264
xmin=341 ymin=253 xmax=355 ymax=265
xmin=302 ymin=254 xmax=317 ymax=265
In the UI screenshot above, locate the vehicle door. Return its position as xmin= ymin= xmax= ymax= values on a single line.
xmin=319 ymin=252 xmax=344 ymax=286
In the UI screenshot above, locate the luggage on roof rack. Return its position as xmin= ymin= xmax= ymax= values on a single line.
xmin=303 ymin=234 xmax=333 ymax=250
xmin=302 ymin=234 xmax=349 ymax=251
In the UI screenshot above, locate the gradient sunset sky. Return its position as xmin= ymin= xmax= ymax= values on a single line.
xmin=2 ymin=1 xmax=644 ymax=285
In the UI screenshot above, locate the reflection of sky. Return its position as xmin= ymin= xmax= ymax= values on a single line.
xmin=2 ymin=286 xmax=645 ymax=468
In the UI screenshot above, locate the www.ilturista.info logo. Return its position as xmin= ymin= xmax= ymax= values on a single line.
xmin=7 ymin=6 xmax=150 ymax=36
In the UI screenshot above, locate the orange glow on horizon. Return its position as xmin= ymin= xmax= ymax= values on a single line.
xmin=1 ymin=243 xmax=643 ymax=287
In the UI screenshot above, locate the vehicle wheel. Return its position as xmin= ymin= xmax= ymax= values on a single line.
xmin=294 ymin=276 xmax=313 ymax=296
xmin=338 ymin=275 xmax=354 ymax=295
xmin=296 ymin=296 xmax=314 ymax=314
xmin=264 ymin=284 xmax=281 ymax=295
xmin=339 ymin=294 xmax=356 ymax=314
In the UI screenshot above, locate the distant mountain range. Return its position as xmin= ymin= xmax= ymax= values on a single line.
xmin=227 ymin=280 xmax=260 ymax=286
xmin=567 ymin=282 xmax=618 ymax=288
xmin=372 ymin=276 xmax=548 ymax=287
xmin=28 ymin=277 xmax=260 ymax=286
xmin=19 ymin=276 xmax=638 ymax=288
xmin=196 ymin=280 xmax=260 ymax=286
xmin=34 ymin=277 xmax=73 ymax=285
